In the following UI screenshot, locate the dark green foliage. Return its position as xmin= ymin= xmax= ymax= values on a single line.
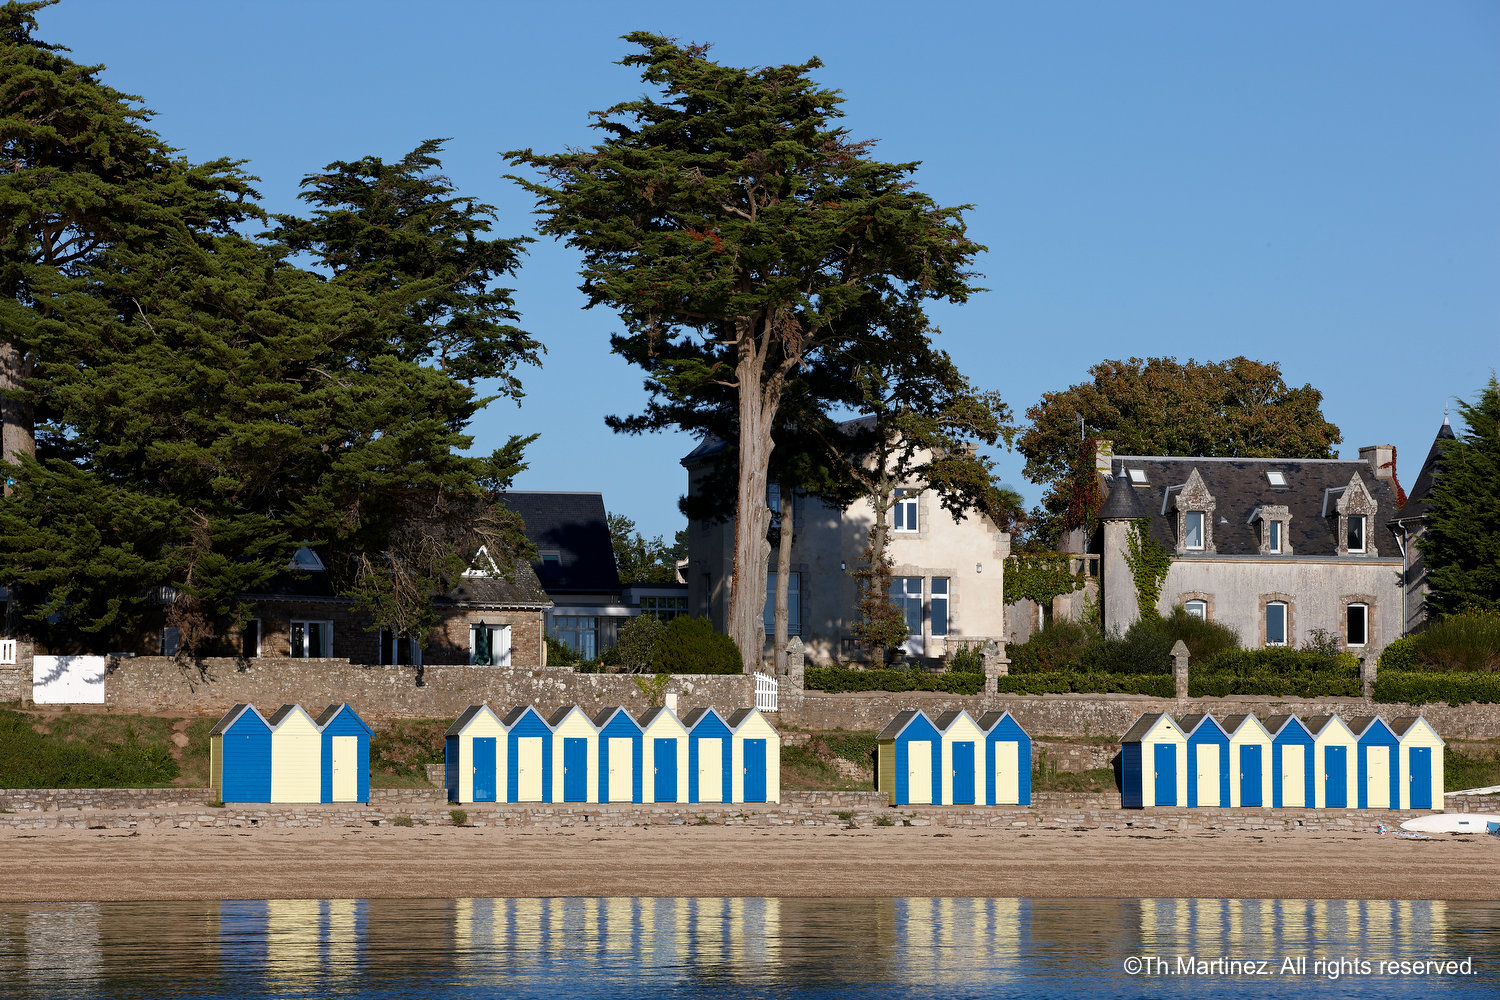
xmin=1157 ymin=605 xmax=1241 ymax=664
xmin=1377 ymin=610 xmax=1500 ymax=674
xmin=545 ymin=635 xmax=580 ymax=667
xmin=647 ymin=616 xmax=743 ymax=674
xmin=1419 ymin=377 xmax=1500 ymax=615
xmin=1374 ymin=671 xmax=1500 ymax=706
xmin=1007 ymin=618 xmax=1096 ymax=673
xmin=1377 ymin=635 xmax=1420 ymax=673
xmin=1444 ymin=745 xmax=1500 ymax=792
xmin=995 ymin=672 xmax=1174 ymax=696
xmin=947 ymin=643 xmax=985 ymax=674
xmin=0 ymin=708 xmax=178 ymax=787
xmin=615 ymin=613 xmax=666 ymax=672
xmin=369 ymin=719 xmax=446 ymax=780
xmin=607 ymin=513 xmax=681 ymax=585
xmin=1003 ymin=552 xmax=1085 ymax=606
xmin=1189 ymin=648 xmax=1360 ymax=698
xmin=804 ymin=666 xmax=985 ymax=695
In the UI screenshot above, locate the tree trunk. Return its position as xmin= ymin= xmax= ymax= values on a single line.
xmin=0 ymin=342 xmax=35 ymax=495
xmin=773 ymin=478 xmax=792 ymax=675
xmin=727 ymin=323 xmax=777 ymax=674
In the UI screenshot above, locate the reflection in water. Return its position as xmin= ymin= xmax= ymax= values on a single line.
xmin=0 ymin=896 xmax=1494 ymax=998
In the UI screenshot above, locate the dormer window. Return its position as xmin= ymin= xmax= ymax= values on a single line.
xmin=1171 ymin=469 xmax=1216 ymax=555
xmin=1268 ymin=519 xmax=1283 ymax=554
xmin=1347 ymin=515 xmax=1366 ymax=554
xmin=1184 ymin=511 xmax=1205 ymax=550
xmin=289 ymin=547 xmax=325 ymax=572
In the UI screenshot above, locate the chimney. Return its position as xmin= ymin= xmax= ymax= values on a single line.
xmin=1360 ymin=444 xmax=1395 ymax=481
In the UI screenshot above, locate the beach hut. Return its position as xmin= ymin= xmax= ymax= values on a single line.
xmin=934 ymin=710 xmax=986 ymax=806
xmin=210 ymin=704 xmax=273 ymax=803
xmin=444 ymin=705 xmax=507 ymax=804
xmin=268 ymin=704 xmax=323 ymax=803
xmin=502 ymin=706 xmax=554 ymax=803
xmin=638 ymin=707 xmax=691 ymax=804
xmin=1180 ymin=714 xmax=1231 ymax=808
xmin=547 ymin=706 xmax=600 ymax=804
xmin=877 ymin=710 xmax=944 ymax=806
xmin=593 ymin=706 xmax=644 ymax=804
xmin=1390 ymin=716 xmax=1445 ymax=811
xmin=681 ymin=707 xmax=734 ymax=805
xmin=727 ymin=708 xmax=780 ymax=804
xmin=1221 ymin=714 xmax=1273 ymax=808
xmin=977 ymin=710 xmax=1031 ymax=806
xmin=315 ymin=703 xmax=371 ymax=804
xmin=1304 ymin=715 xmax=1358 ymax=809
xmin=1265 ymin=715 xmax=1315 ymax=809
xmin=1348 ymin=716 xmax=1401 ymax=811
xmin=1120 ymin=713 xmax=1187 ymax=808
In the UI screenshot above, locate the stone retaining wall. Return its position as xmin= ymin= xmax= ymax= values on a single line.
xmin=0 ymin=787 xmax=213 ymax=812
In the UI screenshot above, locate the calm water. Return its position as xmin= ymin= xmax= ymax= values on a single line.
xmin=1 ymin=897 xmax=1497 ymax=999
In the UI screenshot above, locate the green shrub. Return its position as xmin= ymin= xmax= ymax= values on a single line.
xmin=947 ymin=642 xmax=985 ymax=674
xmin=0 ymin=710 xmax=179 ymax=787
xmin=1007 ymin=618 xmax=1093 ymax=673
xmin=648 ymin=617 xmax=743 ymax=674
xmin=805 ymin=666 xmax=985 ymax=695
xmin=450 ymin=808 xmax=468 ymax=826
xmin=615 ymin=614 xmax=665 ymax=672
xmin=1081 ymin=620 xmax=1174 ymax=675
xmin=1378 ymin=635 xmax=1421 ymax=673
xmin=1374 ymin=671 xmax=1500 ymax=705
xmin=1412 ymin=610 xmax=1500 ymax=672
xmin=1159 ymin=605 xmax=1241 ymax=663
xmin=545 ymin=635 xmax=580 ymax=666
xmin=994 ymin=672 xmax=1174 ymax=696
xmin=1189 ymin=647 xmax=1360 ymax=697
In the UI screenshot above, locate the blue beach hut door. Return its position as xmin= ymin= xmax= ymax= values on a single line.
xmin=1409 ymin=747 xmax=1432 ymax=809
xmin=563 ymin=738 xmax=587 ymax=802
xmin=654 ymin=738 xmax=678 ymax=802
xmin=1324 ymin=745 xmax=1348 ymax=808
xmin=473 ymin=737 xmax=496 ymax=803
xmin=1240 ymin=745 xmax=1262 ymax=807
xmin=952 ymin=742 xmax=975 ymax=805
xmin=1154 ymin=743 xmax=1177 ymax=806
xmin=744 ymin=739 xmax=767 ymax=802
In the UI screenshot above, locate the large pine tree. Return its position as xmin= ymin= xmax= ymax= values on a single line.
xmin=1419 ymin=376 xmax=1500 ymax=615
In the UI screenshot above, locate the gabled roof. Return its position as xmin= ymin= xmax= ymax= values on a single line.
xmin=1347 ymin=716 xmax=1396 ymax=740
xmin=209 ymin=703 xmax=269 ymax=736
xmin=496 ymin=492 xmax=621 ymax=594
xmin=267 ymin=704 xmax=303 ymax=726
xmin=680 ymin=706 xmax=731 ymax=731
xmin=592 ymin=705 xmax=638 ymax=730
xmin=315 ymin=703 xmax=371 ymax=733
xmin=1263 ymin=714 xmax=1311 ymax=738
xmin=728 ymin=708 xmax=764 ymax=730
xmin=1219 ymin=713 xmax=1272 ymax=740
xmin=878 ymin=709 xmax=937 ymax=740
xmin=1302 ymin=715 xmax=1354 ymax=739
xmin=1178 ymin=714 xmax=1227 ymax=739
xmin=503 ymin=705 xmax=544 ymax=728
xmin=444 ymin=704 xmax=500 ymax=736
xmin=1100 ymin=456 xmax=1400 ymax=556
xmin=1392 ymin=419 xmax=1456 ymax=523
xmin=547 ymin=705 xmax=593 ymax=728
xmin=636 ymin=706 xmax=670 ymax=727
xmin=976 ymin=710 xmax=1022 ymax=733
xmin=1121 ymin=712 xmax=1178 ymax=743
xmin=1389 ymin=716 xmax=1445 ymax=743
xmin=444 ymin=563 xmax=551 ymax=609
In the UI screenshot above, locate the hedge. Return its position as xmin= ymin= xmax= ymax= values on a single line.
xmin=1186 ymin=647 xmax=1361 ymax=698
xmin=1373 ymin=671 xmax=1500 ymax=706
xmin=804 ymin=667 xmax=985 ymax=695
xmin=994 ymin=672 xmax=1175 ymax=696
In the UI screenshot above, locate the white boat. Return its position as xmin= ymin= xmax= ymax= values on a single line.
xmin=1399 ymin=813 xmax=1500 ymax=834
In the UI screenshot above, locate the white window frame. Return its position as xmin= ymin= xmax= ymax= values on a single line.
xmin=891 ymin=576 xmax=923 ymax=637
xmin=378 ymin=628 xmax=422 ymax=666
xmin=1268 ymin=519 xmax=1282 ymax=554
xmin=469 ymin=623 xmax=511 ymax=666
xmin=1184 ymin=600 xmax=1207 ymax=620
xmin=763 ymin=572 xmax=801 ymax=637
xmin=930 ymin=577 xmax=949 ymax=637
xmin=290 ymin=619 xmax=333 ymax=658
xmin=1265 ymin=602 xmax=1288 ymax=647
xmin=1347 ymin=514 xmax=1366 ymax=554
xmin=1184 ymin=511 xmax=1205 ymax=550
xmin=892 ymin=490 xmax=919 ymax=533
xmin=1347 ymin=603 xmax=1368 ymax=648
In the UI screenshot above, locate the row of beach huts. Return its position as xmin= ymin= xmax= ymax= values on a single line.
xmin=207 ymin=702 xmax=781 ymax=806
xmin=875 ymin=709 xmax=1033 ymax=807
xmin=1121 ymin=712 xmax=1445 ymax=811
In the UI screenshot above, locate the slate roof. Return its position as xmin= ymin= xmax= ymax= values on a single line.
xmin=547 ymin=705 xmax=589 ymax=728
xmin=679 ymin=707 xmax=712 ymax=728
xmin=1346 ymin=716 xmax=1394 ymax=739
xmin=209 ymin=704 xmax=261 ymax=736
xmin=445 ymin=559 xmax=551 ymax=608
xmin=1121 ymin=712 xmax=1175 ymax=743
xmin=1262 ymin=715 xmax=1309 ymax=738
xmin=592 ymin=705 xmax=636 ymax=729
xmin=1177 ymin=714 xmax=1226 ymax=738
xmin=976 ymin=710 xmax=1025 ymax=734
xmin=636 ymin=706 xmax=669 ymax=727
xmin=1388 ymin=716 xmax=1443 ymax=743
xmin=1219 ymin=714 xmax=1270 ymax=739
xmin=267 ymin=704 xmax=309 ymax=727
xmin=1101 ymin=456 xmax=1401 ymax=557
xmin=728 ymin=708 xmax=761 ymax=730
xmin=1391 ymin=420 xmax=1456 ymax=524
xmin=1098 ymin=475 xmax=1150 ymax=520
xmin=934 ymin=710 xmax=967 ymax=730
xmin=497 ymin=492 xmax=622 ymax=594
xmin=444 ymin=705 xmax=493 ymax=736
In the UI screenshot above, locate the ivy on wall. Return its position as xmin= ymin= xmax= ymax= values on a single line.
xmin=1003 ymin=552 xmax=1086 ymax=606
xmin=1123 ymin=520 xmax=1172 ymax=618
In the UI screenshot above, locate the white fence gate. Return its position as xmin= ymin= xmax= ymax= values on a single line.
xmin=754 ymin=671 xmax=779 ymax=713
xmin=32 ymin=654 xmax=108 ymax=704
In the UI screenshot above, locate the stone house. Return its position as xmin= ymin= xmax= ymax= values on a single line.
xmin=1386 ymin=417 xmax=1454 ymax=635
xmin=1095 ymin=447 xmax=1405 ymax=657
xmin=682 ymin=435 xmax=1011 ymax=665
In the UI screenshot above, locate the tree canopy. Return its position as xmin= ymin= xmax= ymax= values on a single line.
xmin=509 ymin=33 xmax=985 ymax=668
xmin=607 ymin=513 xmax=684 ymax=586
xmin=1419 ymin=375 xmax=1500 ymax=615
xmin=1018 ymin=357 xmax=1341 ymax=544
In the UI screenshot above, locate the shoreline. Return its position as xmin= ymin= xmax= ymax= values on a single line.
xmin=3 ymin=823 xmax=1497 ymax=903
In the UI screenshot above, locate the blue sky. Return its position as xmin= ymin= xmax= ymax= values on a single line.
xmin=37 ymin=1 xmax=1498 ymax=543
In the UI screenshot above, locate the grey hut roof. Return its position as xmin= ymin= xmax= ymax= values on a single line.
xmin=592 ymin=705 xmax=629 ymax=728
xmin=445 ymin=705 xmax=490 ymax=736
xmin=1301 ymin=715 xmax=1334 ymax=735
xmin=1219 ymin=714 xmax=1250 ymax=733
xmin=1392 ymin=419 xmax=1456 ymax=523
xmin=1121 ymin=713 xmax=1172 ymax=743
xmin=315 ymin=704 xmax=345 ymax=727
xmin=1098 ymin=475 xmax=1150 ymax=520
xmin=209 ymin=704 xmax=257 ymax=736
xmin=496 ymin=491 xmax=621 ymax=594
xmin=877 ymin=710 xmax=922 ymax=740
xmin=1388 ymin=716 xmax=1442 ymax=742
xmin=636 ymin=706 xmax=668 ymax=727
xmin=727 ymin=708 xmax=758 ymax=729
xmin=1346 ymin=716 xmax=1387 ymax=737
xmin=679 ymin=707 xmax=711 ymax=728
xmin=1262 ymin=714 xmax=1306 ymax=736
xmin=502 ymin=705 xmax=536 ymax=727
xmin=1177 ymin=713 xmax=1211 ymax=735
xmin=547 ymin=705 xmax=583 ymax=728
xmin=267 ymin=704 xmax=300 ymax=726
xmin=934 ymin=710 xmax=965 ymax=729
xmin=1101 ymin=456 xmax=1400 ymax=556
xmin=976 ymin=710 xmax=1014 ymax=731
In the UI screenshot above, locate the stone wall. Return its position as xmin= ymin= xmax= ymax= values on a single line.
xmin=783 ymin=691 xmax=1500 ymax=740
xmin=0 ymin=787 xmax=212 ymax=812
xmin=101 ymin=655 xmax=755 ymax=718
xmin=0 ymin=640 xmax=33 ymax=704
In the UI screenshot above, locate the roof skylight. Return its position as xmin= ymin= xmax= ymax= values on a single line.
xmin=1266 ymin=471 xmax=1287 ymax=487
xmin=1128 ymin=468 xmax=1148 ymax=484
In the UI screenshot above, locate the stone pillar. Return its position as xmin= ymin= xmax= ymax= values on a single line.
xmin=784 ymin=636 xmax=805 ymax=691
xmin=1171 ymin=640 xmax=1190 ymax=700
xmin=1360 ymin=654 xmax=1376 ymax=700
xmin=980 ymin=639 xmax=1008 ymax=694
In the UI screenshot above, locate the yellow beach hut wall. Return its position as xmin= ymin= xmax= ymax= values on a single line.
xmin=268 ymin=705 xmax=322 ymax=803
xmin=444 ymin=705 xmax=507 ymax=804
xmin=728 ymin=708 xmax=780 ymax=804
xmin=1305 ymin=715 xmax=1359 ymax=810
xmin=1392 ymin=716 xmax=1445 ymax=811
xmin=638 ymin=707 xmax=691 ymax=804
xmin=548 ymin=706 xmax=600 ymax=804
xmin=1222 ymin=714 xmax=1273 ymax=808
xmin=934 ymin=710 xmax=987 ymax=806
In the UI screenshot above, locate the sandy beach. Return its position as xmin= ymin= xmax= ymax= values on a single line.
xmin=2 ymin=824 xmax=1496 ymax=902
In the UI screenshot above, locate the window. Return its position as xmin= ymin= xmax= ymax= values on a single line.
xmin=160 ymin=627 xmax=180 ymax=657
xmin=1266 ymin=471 xmax=1287 ymax=488
xmin=539 ymin=551 xmax=562 ymax=573
xmin=290 ymin=620 xmax=332 ymax=658
xmin=1268 ymin=520 xmax=1282 ymax=554
xmin=1347 ymin=515 xmax=1366 ymax=553
xmin=289 ymin=547 xmax=325 ymax=571
xmin=1184 ymin=600 xmax=1207 ymax=620
xmin=469 ymin=623 xmax=512 ymax=666
xmin=1347 ymin=604 xmax=1368 ymax=647
xmin=892 ymin=490 xmax=918 ymax=532
xmin=241 ymin=619 xmax=261 ymax=659
xmin=890 ymin=577 xmax=923 ymax=636
xmin=379 ymin=629 xmax=421 ymax=665
xmin=552 ymin=616 xmax=597 ymax=660
xmin=763 ymin=572 xmax=801 ymax=636
xmin=1128 ymin=468 xmax=1148 ymax=484
xmin=640 ymin=595 xmax=688 ymax=621
xmin=930 ymin=578 xmax=949 ymax=637
xmin=1184 ymin=511 xmax=1204 ymax=550
xmin=1265 ymin=603 xmax=1288 ymax=646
